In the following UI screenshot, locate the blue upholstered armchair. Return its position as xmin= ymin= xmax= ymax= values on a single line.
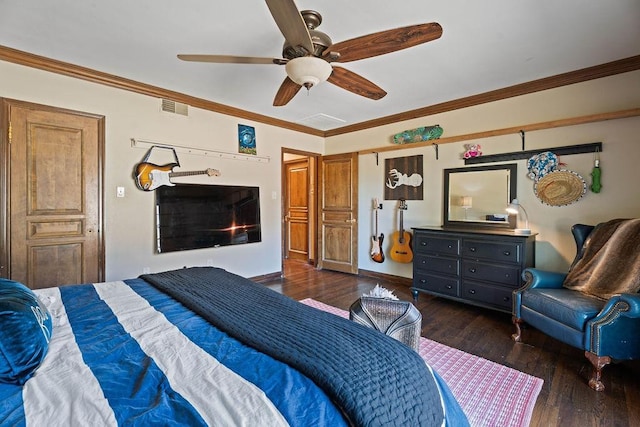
xmin=512 ymin=223 xmax=640 ymax=391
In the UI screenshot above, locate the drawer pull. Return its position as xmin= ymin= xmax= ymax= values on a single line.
xmin=420 ymin=279 xmax=427 ymax=284
xmin=468 ymin=268 xmax=477 ymax=273
xmin=468 ymin=289 xmax=476 ymax=294
xmin=503 ymin=250 xmax=511 ymax=256
xmin=447 ymin=244 xmax=453 ymax=249
xmin=421 ymin=259 xmax=426 ymax=264
xmin=421 ymin=241 xmax=427 ymax=246
xmin=446 ymin=285 xmax=453 ymax=290
xmin=503 ymin=297 xmax=510 ymax=302
xmin=469 ymin=247 xmax=476 ymax=252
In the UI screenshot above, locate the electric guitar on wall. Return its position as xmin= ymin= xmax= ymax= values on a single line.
xmin=370 ymin=198 xmax=385 ymax=263
xmin=390 ymin=198 xmax=413 ymax=263
xmin=134 ymin=162 xmax=220 ymax=191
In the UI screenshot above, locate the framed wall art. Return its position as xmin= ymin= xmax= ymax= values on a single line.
xmin=238 ymin=124 xmax=257 ymax=155
xmin=384 ymin=155 xmax=423 ymax=200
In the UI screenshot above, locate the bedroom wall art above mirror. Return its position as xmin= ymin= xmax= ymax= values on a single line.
xmin=443 ymin=164 xmax=517 ymax=229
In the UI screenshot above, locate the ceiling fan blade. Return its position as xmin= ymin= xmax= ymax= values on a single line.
xmin=177 ymin=54 xmax=286 ymax=65
xmin=327 ymin=66 xmax=387 ymax=100
xmin=273 ymin=77 xmax=302 ymax=106
xmin=326 ymin=23 xmax=442 ymax=63
xmin=265 ymin=0 xmax=314 ymax=54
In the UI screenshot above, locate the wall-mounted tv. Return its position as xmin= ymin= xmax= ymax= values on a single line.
xmin=155 ymin=184 xmax=261 ymax=253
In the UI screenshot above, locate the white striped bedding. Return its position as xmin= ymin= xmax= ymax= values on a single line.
xmin=0 ymin=279 xmax=345 ymax=426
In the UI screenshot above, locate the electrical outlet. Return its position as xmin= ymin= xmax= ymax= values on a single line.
xmin=116 ymin=186 xmax=125 ymax=198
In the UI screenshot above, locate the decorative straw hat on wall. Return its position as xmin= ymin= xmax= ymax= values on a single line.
xmin=534 ymin=170 xmax=587 ymax=206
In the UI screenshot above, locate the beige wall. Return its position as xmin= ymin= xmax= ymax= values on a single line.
xmin=2 ymin=59 xmax=639 ymax=281
xmin=327 ymin=71 xmax=640 ymax=277
xmin=0 ymin=61 xmax=324 ymax=280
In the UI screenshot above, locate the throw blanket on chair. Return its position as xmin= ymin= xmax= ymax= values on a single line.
xmin=142 ymin=267 xmax=466 ymax=427
xmin=563 ymin=218 xmax=640 ymax=300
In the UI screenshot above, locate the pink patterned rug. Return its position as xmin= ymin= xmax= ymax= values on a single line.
xmin=300 ymin=298 xmax=543 ymax=427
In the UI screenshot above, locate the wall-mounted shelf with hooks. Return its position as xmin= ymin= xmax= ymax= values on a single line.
xmin=464 ymin=142 xmax=602 ymax=165
xmin=131 ymin=138 xmax=271 ymax=163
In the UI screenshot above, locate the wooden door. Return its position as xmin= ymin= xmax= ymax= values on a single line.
xmin=284 ymin=159 xmax=309 ymax=261
xmin=318 ymin=152 xmax=358 ymax=274
xmin=1 ymin=99 xmax=104 ymax=288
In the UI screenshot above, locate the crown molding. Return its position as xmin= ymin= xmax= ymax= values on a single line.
xmin=1 ymin=45 xmax=638 ymax=138
xmin=0 ymin=45 xmax=324 ymax=137
xmin=325 ymin=55 xmax=640 ymax=136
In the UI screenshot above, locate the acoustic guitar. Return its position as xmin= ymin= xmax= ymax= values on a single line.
xmin=134 ymin=162 xmax=220 ymax=191
xmin=390 ymin=198 xmax=413 ymax=263
xmin=370 ymin=198 xmax=385 ymax=263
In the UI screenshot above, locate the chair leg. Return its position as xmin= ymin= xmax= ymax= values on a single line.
xmin=584 ymin=351 xmax=611 ymax=392
xmin=511 ymin=317 xmax=523 ymax=342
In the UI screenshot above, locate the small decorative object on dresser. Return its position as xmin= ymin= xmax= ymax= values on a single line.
xmin=411 ymin=227 xmax=536 ymax=313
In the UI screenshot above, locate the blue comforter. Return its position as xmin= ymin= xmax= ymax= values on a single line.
xmin=142 ymin=267 xmax=468 ymax=426
xmin=1 ymin=278 xmax=345 ymax=426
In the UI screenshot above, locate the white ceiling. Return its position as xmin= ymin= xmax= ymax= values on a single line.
xmin=1 ymin=0 xmax=639 ymax=131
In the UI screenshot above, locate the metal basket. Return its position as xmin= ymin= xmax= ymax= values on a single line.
xmin=349 ymin=296 xmax=422 ymax=351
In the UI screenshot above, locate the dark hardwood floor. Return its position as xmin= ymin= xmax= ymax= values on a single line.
xmin=258 ymin=260 xmax=640 ymax=427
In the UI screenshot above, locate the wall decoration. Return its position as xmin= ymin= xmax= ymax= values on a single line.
xmin=590 ymin=151 xmax=602 ymax=193
xmin=462 ymin=144 xmax=482 ymax=159
xmin=133 ymin=145 xmax=220 ymax=191
xmin=384 ymin=155 xmax=423 ymax=200
xmin=534 ymin=170 xmax=587 ymax=206
xmin=527 ymin=151 xmax=559 ymax=181
xmin=238 ymin=124 xmax=257 ymax=155
xmin=393 ymin=125 xmax=443 ymax=144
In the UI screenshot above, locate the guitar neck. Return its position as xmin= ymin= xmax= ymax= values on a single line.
xmin=169 ymin=170 xmax=208 ymax=178
xmin=375 ymin=209 xmax=379 ymax=237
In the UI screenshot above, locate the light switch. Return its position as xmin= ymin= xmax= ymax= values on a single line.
xmin=116 ymin=186 xmax=125 ymax=198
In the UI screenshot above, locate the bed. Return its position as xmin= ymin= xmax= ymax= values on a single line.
xmin=1 ymin=267 xmax=468 ymax=426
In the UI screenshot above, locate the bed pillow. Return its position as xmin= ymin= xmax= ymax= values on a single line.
xmin=0 ymin=278 xmax=53 ymax=385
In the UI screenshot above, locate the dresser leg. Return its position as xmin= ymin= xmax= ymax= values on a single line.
xmin=411 ymin=289 xmax=419 ymax=301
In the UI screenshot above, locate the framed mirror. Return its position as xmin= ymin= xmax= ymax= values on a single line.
xmin=443 ymin=164 xmax=517 ymax=229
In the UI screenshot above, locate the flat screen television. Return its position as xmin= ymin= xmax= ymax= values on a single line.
xmin=155 ymin=184 xmax=261 ymax=253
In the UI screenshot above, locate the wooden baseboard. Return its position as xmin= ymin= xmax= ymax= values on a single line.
xmin=252 ymin=267 xmax=412 ymax=288
xmin=250 ymin=271 xmax=282 ymax=284
xmin=358 ymin=269 xmax=413 ymax=287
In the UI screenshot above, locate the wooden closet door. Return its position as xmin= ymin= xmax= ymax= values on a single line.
xmin=3 ymin=99 xmax=104 ymax=288
xmin=285 ymin=159 xmax=310 ymax=261
xmin=317 ymin=152 xmax=358 ymax=274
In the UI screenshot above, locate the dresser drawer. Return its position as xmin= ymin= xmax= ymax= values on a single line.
xmin=461 ymin=261 xmax=521 ymax=286
xmin=415 ymin=234 xmax=460 ymax=256
xmin=415 ymin=254 xmax=459 ymax=276
xmin=461 ymin=281 xmax=513 ymax=310
xmin=413 ymin=272 xmax=459 ymax=297
xmin=461 ymin=239 xmax=520 ymax=263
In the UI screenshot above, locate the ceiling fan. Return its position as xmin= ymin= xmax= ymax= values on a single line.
xmin=178 ymin=0 xmax=442 ymax=107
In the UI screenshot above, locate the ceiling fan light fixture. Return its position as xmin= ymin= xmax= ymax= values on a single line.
xmin=285 ymin=56 xmax=332 ymax=89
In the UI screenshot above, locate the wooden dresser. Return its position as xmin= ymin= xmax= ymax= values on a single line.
xmin=411 ymin=226 xmax=536 ymax=313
